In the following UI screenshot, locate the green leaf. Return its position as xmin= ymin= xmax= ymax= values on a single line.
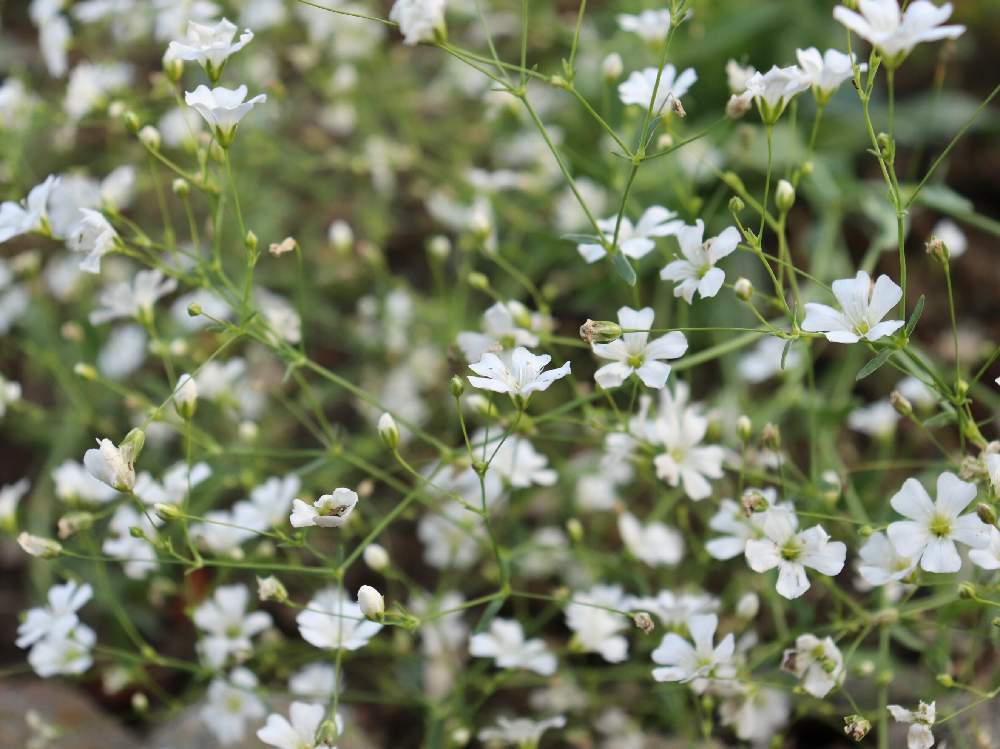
xmin=856 ymin=349 xmax=893 ymax=381
xmin=612 ymin=252 xmax=637 ymax=286
xmin=923 ymin=410 xmax=957 ymax=429
xmin=905 ymin=295 xmax=925 ymax=338
xmin=560 ymin=233 xmax=600 ymax=243
xmin=780 ymin=339 xmax=793 ymax=371
xmin=473 ymin=596 xmax=506 ymax=635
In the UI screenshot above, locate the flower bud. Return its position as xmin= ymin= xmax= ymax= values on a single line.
xmin=633 ymin=611 xmax=655 ymax=634
xmin=734 ymin=277 xmax=753 ymax=301
xmin=775 ymin=179 xmax=795 ymax=212
xmin=174 ymin=373 xmax=198 ymax=420
xmin=449 ymin=376 xmax=465 ymax=398
xmin=138 ymin=125 xmax=161 ymax=150
xmin=843 ymin=715 xmax=871 ymax=742
xmin=656 ymin=133 xmax=675 ymax=151
xmin=18 ymin=532 xmax=62 ymax=558
xmin=741 ymin=490 xmax=769 ymax=516
xmin=579 ymin=319 xmax=623 ymax=344
xmin=154 ymin=502 xmax=183 ymax=521
xmin=467 ymin=272 xmax=490 ymax=291
xmin=890 ymin=390 xmax=913 ymax=417
xmin=736 ymin=415 xmax=753 ymax=442
xmin=257 ymin=575 xmax=289 ymax=603
xmin=357 ymin=585 xmax=385 ymax=620
xmin=726 ymin=92 xmax=752 ymax=119
xmin=131 ymin=693 xmax=149 ymax=714
xmin=427 ymin=234 xmax=451 ymax=259
xmin=363 ymin=543 xmax=390 ymax=571
xmin=762 ymin=422 xmax=781 ymax=450
xmin=244 ymin=230 xmax=258 ymax=253
xmin=737 ymin=592 xmax=760 ymax=619
xmin=171 ymin=178 xmax=190 ymax=198
xmin=378 ymin=412 xmax=399 ymax=450
xmin=74 ymin=363 xmax=99 ymax=381
xmin=238 ymin=420 xmax=258 ymax=441
xmin=122 ymin=110 xmax=141 ymax=133
xmin=187 ymin=302 xmax=203 ymax=317
xmin=602 ymin=52 xmax=623 ymax=82
xmin=976 ymin=503 xmax=997 ymax=526
xmin=958 ymin=581 xmax=976 ymax=599
xmin=163 ymin=51 xmax=184 ymax=82
xmin=936 ymin=673 xmax=955 ymax=688
xmin=728 ymin=196 xmax=746 ymax=214
xmin=57 ymin=511 xmax=95 ymax=539
xmin=566 ymin=517 xmax=584 ymax=543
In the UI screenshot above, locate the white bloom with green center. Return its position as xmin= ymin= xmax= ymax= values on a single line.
xmin=67 ymin=208 xmax=119 ymax=274
xmin=389 ymin=0 xmax=447 ymax=45
xmin=591 ymin=306 xmax=687 ymax=389
xmin=887 ymin=472 xmax=990 ymax=573
xmin=467 ymin=346 xmax=570 ymax=399
xmin=743 ymin=65 xmax=810 ymax=123
xmin=651 ymin=383 xmax=725 ymax=501
xmin=650 ymin=613 xmax=736 ymax=687
xmin=201 ymin=668 xmax=266 ymax=745
xmin=782 ymin=633 xmax=844 ymax=698
xmin=888 ymin=701 xmax=936 ymax=749
xmin=857 ymin=531 xmax=917 ymax=585
xmin=617 ymin=65 xmax=697 ymax=113
xmin=834 ymin=0 xmax=964 ymax=64
xmin=802 ymin=270 xmax=904 ymax=343
xmin=90 ymin=269 xmax=177 ymax=325
xmin=296 ymin=587 xmax=383 ymax=651
xmin=0 ymin=175 xmax=59 ymax=243
xmin=616 ymin=9 xmax=671 ymax=42
xmin=290 ymin=487 xmax=358 ymax=528
xmin=83 ymin=437 xmax=136 ymax=492
xmin=659 ymin=221 xmax=741 ymax=304
xmin=576 ymin=205 xmax=682 ymax=264
xmin=257 ymin=701 xmax=340 ymax=749
xmin=564 ymin=584 xmax=630 ymax=663
xmin=469 ymin=618 xmax=557 ymax=676
xmin=795 ymin=47 xmax=863 ymax=101
xmin=166 ymin=18 xmax=253 ymax=80
xmin=185 ymin=84 xmax=267 ymax=147
xmin=193 ymin=584 xmax=273 ymax=668
xmin=744 ymin=507 xmax=846 ymax=599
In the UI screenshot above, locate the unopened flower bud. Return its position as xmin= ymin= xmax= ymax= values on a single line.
xmin=925 ymin=236 xmax=949 ymax=264
xmin=357 ymin=585 xmax=385 ymax=620
xmin=602 ymin=52 xmax=624 ymax=82
xmin=244 ymin=230 xmax=258 ymax=252
xmin=378 ymin=412 xmax=399 ymax=450
xmin=257 ymin=575 xmax=288 ymax=603
xmin=734 ymin=277 xmax=753 ymax=301
xmin=775 ymin=179 xmax=795 ymax=212
xmin=170 ymin=178 xmax=190 ymax=199
xmin=726 ymin=92 xmax=752 ymax=119
xmin=566 ymin=517 xmax=584 ymax=543
xmin=890 ymin=390 xmax=913 ymax=417
xmin=328 ymin=220 xmax=353 ymax=253
xmin=762 ymin=422 xmax=781 ymax=450
xmin=843 ymin=715 xmax=871 ymax=741
xmin=936 ymin=673 xmax=955 ymax=688
xmin=57 ymin=511 xmax=95 ymax=539
xmin=728 ymin=196 xmax=746 ymax=214
xmin=737 ymin=415 xmax=753 ymax=442
xmin=187 ymin=302 xmax=203 ymax=317
xmin=467 ymin=272 xmax=490 ymax=291
xmin=154 ymin=502 xmax=183 ymax=521
xmin=958 ymin=581 xmax=976 ymax=599
xmin=363 ymin=543 xmax=390 ymax=571
xmin=18 ymin=532 xmax=62 ymax=558
xmin=820 ymin=470 xmax=842 ymax=502
xmin=741 ymin=490 xmax=769 ymax=516
xmin=737 ymin=592 xmax=760 ymax=619
xmin=633 ymin=611 xmax=655 ymax=634
xmin=977 ymin=503 xmax=997 ymax=526
xmin=138 ymin=125 xmax=161 ymax=150
xmin=122 ymin=110 xmax=141 ymax=133
xmin=427 ymin=234 xmax=451 ymax=259
xmin=579 ymin=319 xmax=622 ymax=344
xmin=74 ymin=363 xmax=99 ymax=380
xmin=449 ymin=376 xmax=465 ymax=398
xmin=163 ymin=51 xmax=184 ymax=82
xmin=656 ymin=133 xmax=675 ymax=150
xmin=174 ymin=373 xmax=198 ymax=419
xmin=131 ymin=693 xmax=149 ymax=714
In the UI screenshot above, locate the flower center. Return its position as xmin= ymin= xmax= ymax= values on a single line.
xmin=627 ymin=354 xmax=644 ymax=368
xmin=780 ymin=538 xmax=802 ymax=561
xmin=225 ymin=624 xmax=242 ymax=638
xmin=854 ymin=320 xmax=871 ymax=335
xmin=929 ymin=514 xmax=952 ymax=538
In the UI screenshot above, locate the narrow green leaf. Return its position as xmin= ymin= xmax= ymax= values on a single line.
xmin=922 ymin=410 xmax=956 ymax=429
xmin=780 ymin=339 xmax=793 ymax=370
xmin=473 ymin=596 xmax=506 ymax=635
xmin=905 ymin=295 xmax=926 ymax=338
xmin=856 ymin=349 xmax=893 ymax=381
xmin=612 ymin=252 xmax=637 ymax=286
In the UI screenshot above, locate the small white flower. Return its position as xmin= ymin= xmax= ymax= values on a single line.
xmin=67 ymin=209 xmax=119 ymax=274
xmin=469 ymin=618 xmax=557 ymax=676
xmin=166 ymin=18 xmax=253 ymax=80
xmin=185 ymin=84 xmax=267 ymax=147
xmin=591 ymin=306 xmax=687 ymax=390
xmin=834 ymin=0 xmax=964 ymax=63
xmin=744 ymin=65 xmax=810 ymax=122
xmin=651 ymin=384 xmax=726 ymax=501
xmin=290 ymin=487 xmax=359 ymax=528
xmin=18 ymin=532 xmax=62 ymax=558
xmin=719 ymin=686 xmax=790 ymax=744
xmin=17 ymin=580 xmax=93 ymax=649
xmin=389 ymin=0 xmax=447 ymax=45
xmin=0 ymin=477 xmax=29 ymax=529
xmin=651 ymin=613 xmax=736 ymax=687
xmin=478 ymin=715 xmax=566 ymax=746
xmin=795 ymin=48 xmax=864 ymax=100
xmin=887 ymin=472 xmax=990 ymax=573
xmin=659 ymin=220 xmax=741 ymax=303
xmin=738 ymin=336 xmax=802 ymax=383
xmin=618 ymin=65 xmax=697 ymax=113
xmin=705 ymin=490 xmax=784 ymax=560
xmin=577 ymin=205 xmax=682 ymax=264
xmin=91 ymin=269 xmax=178 ymax=325
xmin=193 ymin=584 xmax=273 ymax=667
xmin=744 ymin=507 xmax=847 ymax=599
xmin=297 ymin=587 xmax=383 ymax=651
xmin=782 ymin=634 xmax=844 ymax=697
xmin=802 ymin=270 xmax=904 ymax=344
xmin=357 ymin=585 xmax=384 ymax=620
xmin=363 ymin=543 xmax=390 ymax=571
xmin=257 ymin=702 xmax=339 ymax=749
xmin=467 ymin=347 xmax=571 ymax=399
xmin=616 ymin=9 xmax=671 ymax=43
xmin=565 ymin=584 xmax=630 ymax=663
xmin=857 ymin=531 xmax=918 ymax=585
xmin=0 ymin=175 xmax=59 ymax=243
xmin=201 ymin=668 xmax=266 ymax=745
xmin=930 ymin=218 xmax=967 ymax=259
xmin=289 ymin=663 xmax=340 ymax=702
xmin=456 ymin=301 xmax=547 ymax=363
xmin=848 ymin=400 xmax=899 ymax=438
xmin=725 ymin=59 xmax=757 ymax=93
xmin=969 ymin=526 xmax=1000 ymax=571
xmin=888 ymin=701 xmax=936 ymax=749
xmin=27 ymin=625 xmax=96 ymax=678
xmin=618 ymin=512 xmax=684 ymax=567
xmin=102 ymin=505 xmax=159 ymax=579
xmin=83 ymin=437 xmax=137 ymax=492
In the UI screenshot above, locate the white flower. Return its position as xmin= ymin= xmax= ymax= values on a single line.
xmin=257 ymin=702 xmax=339 ymax=749
xmin=456 ymin=301 xmax=547 ymax=363
xmin=185 ymin=84 xmax=267 ymax=146
xmin=174 ymin=373 xmax=198 ymax=418
xmin=193 ymin=584 xmax=273 ymax=667
xmin=930 ymin=218 xmax=967 ymax=259
xmin=782 ymin=634 xmax=844 ymax=697
xmin=888 ymin=701 xmax=936 ymax=749
xmin=591 ymin=306 xmax=687 ymax=390
xmin=897 ymin=375 xmax=937 ymax=409
xmin=618 ymin=65 xmax=697 ymax=113
xmin=738 ymin=336 xmax=802 ymax=383
xmin=969 ymin=527 xmax=1000 ymax=570
xmin=201 ymin=668 xmax=266 ymax=744
xmin=0 ymin=477 xmax=29 ymax=529
xmin=17 ymin=581 xmax=93 ymax=649
xmin=565 ymin=584 xmax=630 ymax=663
xmin=618 ymin=512 xmax=683 ymax=567
xmin=67 ymin=209 xmax=119 ymax=274
xmin=290 ymin=487 xmax=359 ymax=528
xmin=64 ymin=62 xmax=134 ymax=121
xmin=102 ymin=506 xmax=159 ymax=579
xmin=802 ymin=270 xmax=904 ymax=343
xmin=650 ymin=613 xmax=736 ymax=687
xmin=834 ymin=0 xmax=964 ymax=62
xmin=744 ymin=65 xmax=810 ymax=123
xmin=52 ymin=460 xmax=118 ymax=504
xmin=478 ymin=715 xmax=566 ymax=746
xmin=651 ymin=384 xmax=725 ymax=501
xmin=726 ymin=59 xmax=757 ymax=93
xmin=166 ymin=18 xmax=254 ymax=80
xmin=83 ymin=437 xmax=137 ymax=492
xmin=0 ymin=375 xmax=22 ymax=419
xmin=576 ymin=205 xmax=682 ymax=264
xmin=719 ymin=686 xmax=790 ymax=744
xmin=848 ymin=400 xmax=899 ymax=437
xmin=659 ymin=221 xmax=741 ymax=303
xmin=795 ymin=48 xmax=863 ymax=100
xmin=27 ymin=625 xmax=96 ymax=678
xmin=476 ymin=432 xmax=556 ymax=488
xmin=744 ymin=507 xmax=847 ymax=599
xmin=90 ymin=269 xmax=177 ymax=324
xmin=887 ymin=472 xmax=990 ymax=573
xmin=857 ymin=531 xmax=918 ymax=585
xmin=468 ymin=347 xmax=570 ymax=399
xmin=289 ymin=663 xmax=340 ymax=702
xmin=389 ymin=0 xmax=447 ymax=45
xmin=616 ymin=9 xmax=671 ymax=42
xmin=418 ymin=501 xmax=484 ymax=570
xmin=297 ymin=587 xmax=383 ymax=651
xmin=704 ymin=490 xmax=783 ymax=560
xmin=630 ymin=589 xmax=719 ymax=628
xmin=0 ymin=175 xmax=59 ymax=243
xmin=469 ymin=618 xmax=557 ymax=676
xmin=357 ymin=585 xmax=384 ymax=620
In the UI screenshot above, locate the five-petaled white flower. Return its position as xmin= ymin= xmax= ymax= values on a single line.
xmin=795 ymin=47 xmax=863 ymax=101
xmin=744 ymin=507 xmax=847 ymax=599
xmin=618 ymin=65 xmax=697 ymax=113
xmin=257 ymin=701 xmax=340 ymax=749
xmin=591 ymin=306 xmax=687 ymax=390
xmin=616 ymin=10 xmax=671 ymax=43
xmin=17 ymin=580 xmax=93 ymax=649
xmin=467 ymin=347 xmax=570 ymax=400
xmin=651 ymin=384 xmax=726 ymax=501
xmin=201 ymin=668 xmax=267 ymax=745
xmin=290 ymin=487 xmax=359 ymax=528
xmin=888 ymin=701 xmax=936 ymax=749
xmin=564 ymin=584 xmax=631 ymax=663
xmin=887 ymin=472 xmax=990 ymax=573
xmin=193 ymin=584 xmax=273 ymax=667
xmin=167 ymin=18 xmax=253 ymax=81
xmin=618 ymin=512 xmax=684 ymax=567
xmin=296 ymin=587 xmax=383 ymax=651
xmin=660 ymin=221 xmax=741 ymax=303
xmin=857 ymin=531 xmax=918 ymax=586
xmin=834 ymin=0 xmax=964 ymax=64
xmin=90 ymin=269 xmax=177 ymax=325
xmin=576 ymin=205 xmax=682 ymax=264
xmin=469 ymin=618 xmax=557 ymax=676
xmin=802 ymin=270 xmax=904 ymax=344
xmin=651 ymin=613 xmax=736 ymax=688
xmin=743 ymin=65 xmax=810 ymax=123
xmin=185 ymin=84 xmax=266 ymax=147
xmin=389 ymin=0 xmax=447 ymax=46
xmin=782 ymin=634 xmax=844 ymax=698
